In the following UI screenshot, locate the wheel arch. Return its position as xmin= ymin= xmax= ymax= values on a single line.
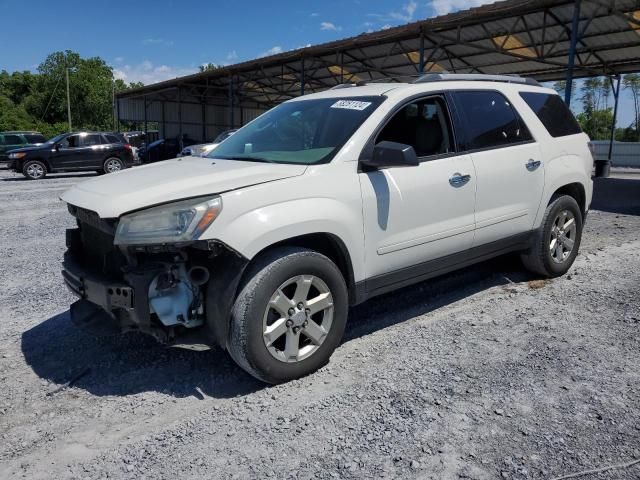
xmin=552 ymin=182 xmax=586 ymax=214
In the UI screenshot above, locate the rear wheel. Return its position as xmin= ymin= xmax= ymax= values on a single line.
xmin=22 ymin=160 xmax=47 ymax=180
xmin=521 ymin=195 xmax=583 ymax=277
xmin=228 ymin=247 xmax=348 ymax=384
xmin=103 ymin=157 xmax=124 ymax=174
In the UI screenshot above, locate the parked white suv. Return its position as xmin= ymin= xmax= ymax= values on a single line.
xmin=61 ymin=74 xmax=593 ymax=383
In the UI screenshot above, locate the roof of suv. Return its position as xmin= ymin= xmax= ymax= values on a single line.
xmin=291 ymin=75 xmax=556 ymax=102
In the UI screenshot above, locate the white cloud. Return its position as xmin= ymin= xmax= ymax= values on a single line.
xmin=259 ymin=46 xmax=283 ymax=57
xmin=368 ymin=1 xmax=418 ymax=24
xmin=310 ymin=12 xmax=319 ymax=17
xmin=381 ymin=24 xmax=392 ymax=30
xmin=430 ymin=0 xmax=493 ymax=16
xmin=320 ymin=21 xmax=342 ymax=31
xmin=114 ymin=56 xmax=124 ymax=64
xmin=142 ymin=38 xmax=174 ymax=47
xmin=112 ymin=60 xmax=197 ymax=85
xmin=227 ymin=50 xmax=238 ymax=61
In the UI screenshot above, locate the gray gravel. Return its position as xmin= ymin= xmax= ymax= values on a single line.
xmin=0 ymin=168 xmax=639 ymax=479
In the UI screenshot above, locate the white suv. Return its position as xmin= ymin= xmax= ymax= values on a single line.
xmin=61 ymin=74 xmax=593 ymax=383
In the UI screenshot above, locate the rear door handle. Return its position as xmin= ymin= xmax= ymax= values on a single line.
xmin=449 ymin=173 xmax=471 ymax=187
xmin=526 ymin=159 xmax=542 ymax=171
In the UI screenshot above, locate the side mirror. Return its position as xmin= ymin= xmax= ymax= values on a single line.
xmin=54 ymin=144 xmax=60 ymax=151
xmin=361 ymin=141 xmax=419 ymax=169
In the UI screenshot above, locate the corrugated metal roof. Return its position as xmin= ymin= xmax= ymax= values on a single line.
xmin=117 ymin=0 xmax=640 ymax=108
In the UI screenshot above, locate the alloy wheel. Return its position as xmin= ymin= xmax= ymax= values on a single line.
xmin=26 ymin=164 xmax=44 ymax=179
xmin=549 ymin=209 xmax=576 ymax=264
xmin=262 ymin=275 xmax=334 ymax=363
xmin=106 ymin=159 xmax=122 ymax=173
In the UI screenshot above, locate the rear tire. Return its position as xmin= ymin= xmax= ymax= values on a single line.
xmin=521 ymin=195 xmax=583 ymax=277
xmin=22 ymin=160 xmax=47 ymax=180
xmin=103 ymin=157 xmax=124 ymax=174
xmin=227 ymin=247 xmax=348 ymax=384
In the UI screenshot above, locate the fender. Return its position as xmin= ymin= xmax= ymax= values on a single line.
xmin=532 ymin=153 xmax=592 ymax=229
xmin=214 ymin=197 xmax=365 ymax=283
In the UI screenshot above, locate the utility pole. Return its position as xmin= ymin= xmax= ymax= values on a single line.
xmin=66 ymin=67 xmax=72 ymax=132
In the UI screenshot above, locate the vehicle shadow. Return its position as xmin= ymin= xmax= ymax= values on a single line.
xmin=1 ymin=172 xmax=98 ymax=182
xmin=21 ymin=255 xmax=526 ymax=399
xmin=591 ymin=176 xmax=640 ymax=216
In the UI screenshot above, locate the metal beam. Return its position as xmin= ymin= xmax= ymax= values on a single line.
xmin=565 ymin=0 xmax=582 ymax=105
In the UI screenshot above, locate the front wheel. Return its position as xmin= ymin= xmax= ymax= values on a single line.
xmin=22 ymin=160 xmax=47 ymax=180
xmin=103 ymin=157 xmax=124 ymax=174
xmin=228 ymin=247 xmax=348 ymax=384
xmin=521 ymin=195 xmax=583 ymax=277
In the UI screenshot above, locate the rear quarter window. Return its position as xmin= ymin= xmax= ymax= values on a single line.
xmin=24 ymin=134 xmax=46 ymax=143
xmin=519 ymin=92 xmax=582 ymax=137
xmin=104 ymin=135 xmax=121 ymax=144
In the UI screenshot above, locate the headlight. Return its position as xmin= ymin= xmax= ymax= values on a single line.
xmin=9 ymin=152 xmax=26 ymax=159
xmin=114 ymin=196 xmax=222 ymax=245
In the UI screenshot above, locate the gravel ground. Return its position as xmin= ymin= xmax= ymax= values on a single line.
xmin=0 ymin=168 xmax=639 ymax=480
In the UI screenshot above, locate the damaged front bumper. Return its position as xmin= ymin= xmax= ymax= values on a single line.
xmin=62 ymin=224 xmax=249 ymax=349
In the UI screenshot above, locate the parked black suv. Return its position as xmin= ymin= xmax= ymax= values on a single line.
xmin=8 ymin=131 xmax=135 ymax=180
xmin=0 ymin=131 xmax=47 ymax=167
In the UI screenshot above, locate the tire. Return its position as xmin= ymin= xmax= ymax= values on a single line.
xmin=103 ymin=157 xmax=124 ymax=174
xmin=228 ymin=247 xmax=348 ymax=384
xmin=22 ymin=160 xmax=47 ymax=180
xmin=521 ymin=194 xmax=583 ymax=277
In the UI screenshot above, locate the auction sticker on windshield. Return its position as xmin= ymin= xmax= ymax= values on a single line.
xmin=330 ymin=100 xmax=372 ymax=111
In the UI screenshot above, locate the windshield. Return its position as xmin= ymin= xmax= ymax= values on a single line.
xmin=208 ymin=96 xmax=385 ymax=164
xmin=45 ymin=133 xmax=68 ymax=144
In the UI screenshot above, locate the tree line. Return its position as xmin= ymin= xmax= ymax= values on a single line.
xmin=554 ymin=74 xmax=640 ymax=142
xmin=2 ymin=50 xmax=640 ymax=141
xmin=0 ymin=50 xmax=142 ymax=138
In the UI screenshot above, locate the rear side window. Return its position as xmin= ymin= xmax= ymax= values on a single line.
xmin=519 ymin=92 xmax=582 ymax=137
xmin=104 ymin=134 xmax=121 ymax=144
xmin=452 ymin=91 xmax=532 ymax=150
xmin=24 ymin=134 xmax=46 ymax=143
xmin=3 ymin=134 xmax=23 ymax=145
xmin=80 ymin=134 xmax=103 ymax=146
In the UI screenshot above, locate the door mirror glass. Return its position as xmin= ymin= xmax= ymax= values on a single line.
xmin=361 ymin=141 xmax=419 ymax=169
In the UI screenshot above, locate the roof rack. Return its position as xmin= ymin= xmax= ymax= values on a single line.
xmin=413 ymin=73 xmax=540 ymax=86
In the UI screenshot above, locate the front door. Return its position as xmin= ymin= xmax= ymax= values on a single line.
xmin=359 ymin=95 xmax=476 ymax=289
xmin=450 ymin=90 xmax=545 ymax=246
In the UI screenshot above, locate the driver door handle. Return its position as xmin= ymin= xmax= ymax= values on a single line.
xmin=449 ymin=173 xmax=471 ymax=187
xmin=526 ymin=159 xmax=542 ymax=171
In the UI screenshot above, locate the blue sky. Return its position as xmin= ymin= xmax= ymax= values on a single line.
xmin=0 ymin=0 xmax=635 ymax=126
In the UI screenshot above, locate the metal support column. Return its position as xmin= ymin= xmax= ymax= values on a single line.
xmin=564 ymin=0 xmax=581 ymax=106
xmin=597 ymin=75 xmax=621 ymax=178
xmin=161 ymin=101 xmax=165 ymax=138
xmin=300 ymin=58 xmax=305 ymax=96
xmin=419 ymin=30 xmax=425 ymax=74
xmin=143 ymin=96 xmax=148 ymax=138
xmin=228 ymin=76 xmax=235 ymax=129
xmin=115 ymin=97 xmax=120 ymax=132
xmin=178 ymin=87 xmax=183 ymax=139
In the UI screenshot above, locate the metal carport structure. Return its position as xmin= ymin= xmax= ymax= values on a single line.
xmin=116 ymin=0 xmax=640 ymax=171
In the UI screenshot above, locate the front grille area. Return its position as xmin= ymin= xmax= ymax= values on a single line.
xmin=67 ymin=205 xmax=126 ymax=279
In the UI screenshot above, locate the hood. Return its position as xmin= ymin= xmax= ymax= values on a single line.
xmin=60 ymin=156 xmax=307 ymax=218
xmin=7 ymin=145 xmax=44 ymax=154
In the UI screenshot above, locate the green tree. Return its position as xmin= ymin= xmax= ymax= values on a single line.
xmin=199 ymin=63 xmax=220 ymax=72
xmin=576 ymin=108 xmax=613 ymax=140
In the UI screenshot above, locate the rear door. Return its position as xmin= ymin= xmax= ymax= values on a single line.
xmin=78 ymin=133 xmax=107 ymax=168
xmin=451 ymin=90 xmax=544 ymax=247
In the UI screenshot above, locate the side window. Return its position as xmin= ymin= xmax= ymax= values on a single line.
xmin=80 ymin=134 xmax=103 ymax=146
xmin=105 ymin=134 xmax=120 ymax=144
xmin=519 ymin=92 xmax=582 ymax=137
xmin=453 ymin=91 xmax=531 ymax=150
xmin=3 ymin=134 xmax=23 ymax=145
xmin=376 ymin=96 xmax=454 ymax=158
xmin=59 ymin=135 xmax=80 ymax=148
xmin=24 ymin=134 xmax=46 ymax=143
